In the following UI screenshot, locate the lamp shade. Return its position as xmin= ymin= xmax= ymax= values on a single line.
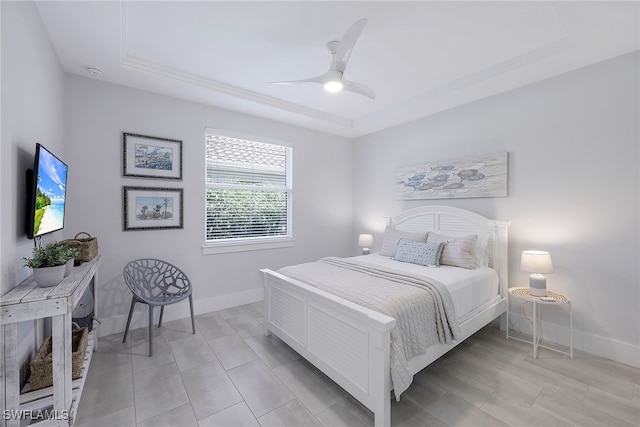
xmin=520 ymin=251 xmax=554 ymax=274
xmin=358 ymin=234 xmax=373 ymax=247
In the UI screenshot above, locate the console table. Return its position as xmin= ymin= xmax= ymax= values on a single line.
xmin=1 ymin=255 xmax=101 ymax=426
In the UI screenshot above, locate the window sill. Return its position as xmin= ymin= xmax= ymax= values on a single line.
xmin=202 ymin=237 xmax=294 ymax=255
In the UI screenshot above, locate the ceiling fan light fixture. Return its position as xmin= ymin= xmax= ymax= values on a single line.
xmin=324 ymin=80 xmax=344 ymax=93
xmin=270 ymin=19 xmax=375 ymax=99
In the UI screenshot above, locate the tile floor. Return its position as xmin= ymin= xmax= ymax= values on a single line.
xmin=75 ymin=302 xmax=640 ymax=427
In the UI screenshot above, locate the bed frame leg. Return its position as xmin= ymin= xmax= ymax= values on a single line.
xmin=499 ymin=312 xmax=508 ymax=332
xmin=374 ymin=398 xmax=391 ymax=427
xmin=261 ymin=276 xmax=271 ymax=336
xmin=371 ymin=328 xmax=392 ymax=427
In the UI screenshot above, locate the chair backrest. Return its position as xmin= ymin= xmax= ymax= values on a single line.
xmin=123 ymin=259 xmax=191 ymax=303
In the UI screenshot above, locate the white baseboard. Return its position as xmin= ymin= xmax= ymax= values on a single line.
xmin=508 ymin=311 xmax=640 ymax=369
xmin=97 ymin=287 xmax=264 ymax=338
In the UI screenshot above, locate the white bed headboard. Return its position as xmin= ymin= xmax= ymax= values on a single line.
xmin=390 ymin=205 xmax=510 ymax=296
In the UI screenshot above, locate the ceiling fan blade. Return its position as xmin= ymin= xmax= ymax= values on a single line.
xmin=269 ymin=75 xmax=325 ymax=85
xmin=335 ymin=18 xmax=367 ymax=73
xmin=343 ymin=80 xmax=376 ymax=100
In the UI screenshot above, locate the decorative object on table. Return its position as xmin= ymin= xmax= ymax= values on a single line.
xmin=122 ymin=132 xmax=182 ymax=180
xmin=396 ymin=152 xmax=508 ymax=200
xmin=23 ymin=242 xmax=79 ymax=287
xmin=64 ymin=258 xmax=75 ymax=277
xmin=57 ymin=244 xmax=80 ymax=276
xmin=122 ymin=259 xmax=196 ymax=356
xmin=72 ymin=288 xmax=94 ymax=331
xmin=60 ymin=232 xmax=98 ymax=263
xmin=358 ymin=233 xmax=373 ymax=255
xmin=123 ymin=187 xmax=184 ymax=231
xmin=29 ymin=323 xmax=88 ymax=390
xmin=520 ymin=250 xmax=554 ymax=297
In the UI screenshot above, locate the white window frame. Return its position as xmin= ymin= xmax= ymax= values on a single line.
xmin=203 ymin=129 xmax=293 ymax=255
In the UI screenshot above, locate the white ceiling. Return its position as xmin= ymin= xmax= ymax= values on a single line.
xmin=36 ymin=1 xmax=639 ymax=138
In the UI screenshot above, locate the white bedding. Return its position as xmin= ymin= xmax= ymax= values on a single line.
xmin=350 ymin=254 xmax=500 ymax=320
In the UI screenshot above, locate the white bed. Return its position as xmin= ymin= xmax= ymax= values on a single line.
xmin=260 ymin=206 xmax=510 ymax=427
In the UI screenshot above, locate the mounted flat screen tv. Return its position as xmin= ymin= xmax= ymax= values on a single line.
xmin=26 ymin=143 xmax=68 ymax=239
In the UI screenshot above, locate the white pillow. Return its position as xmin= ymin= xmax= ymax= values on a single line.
xmin=379 ymin=226 xmax=428 ymax=257
xmin=427 ymin=232 xmax=478 ymax=269
xmin=433 ymin=230 xmax=489 ymax=267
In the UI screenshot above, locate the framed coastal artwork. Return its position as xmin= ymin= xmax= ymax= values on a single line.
xmin=122 ymin=132 xmax=182 ymax=180
xmin=123 ymin=186 xmax=183 ymax=231
xmin=396 ymin=152 xmax=508 ymax=200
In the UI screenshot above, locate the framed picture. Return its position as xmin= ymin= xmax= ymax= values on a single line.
xmin=123 ymin=132 xmax=182 ymax=180
xmin=123 ymin=186 xmax=183 ymax=231
xmin=396 ymin=152 xmax=508 ymax=200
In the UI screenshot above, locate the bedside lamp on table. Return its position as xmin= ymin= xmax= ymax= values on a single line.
xmin=521 ymin=250 xmax=554 ymax=297
xmin=358 ymin=234 xmax=373 ymax=255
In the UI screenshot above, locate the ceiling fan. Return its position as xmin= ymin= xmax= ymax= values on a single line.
xmin=270 ymin=18 xmax=375 ymax=100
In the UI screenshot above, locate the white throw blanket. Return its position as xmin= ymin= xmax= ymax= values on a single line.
xmin=279 ymin=257 xmax=461 ymax=399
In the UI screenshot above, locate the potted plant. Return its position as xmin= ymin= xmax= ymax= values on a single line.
xmin=59 ymin=244 xmax=80 ymax=277
xmin=24 ymin=243 xmax=79 ymax=287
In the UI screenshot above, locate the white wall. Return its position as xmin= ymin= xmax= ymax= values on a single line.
xmin=1 ymin=0 xmax=65 ymax=366
xmin=63 ymin=75 xmax=353 ymax=336
xmin=353 ymin=52 xmax=640 ymax=367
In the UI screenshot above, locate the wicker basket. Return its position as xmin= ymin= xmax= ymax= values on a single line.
xmin=61 ymin=232 xmax=98 ymax=263
xmin=29 ymin=324 xmax=88 ymax=390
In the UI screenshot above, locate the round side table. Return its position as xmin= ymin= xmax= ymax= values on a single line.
xmin=506 ymin=287 xmax=573 ymax=359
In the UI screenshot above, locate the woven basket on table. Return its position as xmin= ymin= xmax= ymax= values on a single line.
xmin=60 ymin=232 xmax=98 ymax=263
xmin=29 ymin=324 xmax=88 ymax=390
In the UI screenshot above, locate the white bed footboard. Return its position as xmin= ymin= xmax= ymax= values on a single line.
xmin=260 ymin=269 xmax=396 ymax=427
xmin=261 ymin=206 xmax=510 ymax=427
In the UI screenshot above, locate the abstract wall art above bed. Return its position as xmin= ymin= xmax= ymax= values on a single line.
xmin=396 ymin=152 xmax=508 ymax=200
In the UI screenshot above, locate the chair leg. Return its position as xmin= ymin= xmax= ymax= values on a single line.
xmin=122 ymin=297 xmax=136 ymax=343
xmin=158 ymin=306 xmax=165 ymax=328
xmin=148 ymin=305 xmax=154 ymax=357
xmin=189 ymin=295 xmax=196 ymax=334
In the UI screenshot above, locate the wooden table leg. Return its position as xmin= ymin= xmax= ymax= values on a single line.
xmin=3 ymin=323 xmax=20 ymax=427
xmin=51 ymin=314 xmax=72 ymax=413
xmin=532 ymin=301 xmax=538 ymax=359
xmin=93 ymin=271 xmax=99 ymax=352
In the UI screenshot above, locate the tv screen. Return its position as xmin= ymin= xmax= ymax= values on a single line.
xmin=27 ymin=143 xmax=68 ymax=239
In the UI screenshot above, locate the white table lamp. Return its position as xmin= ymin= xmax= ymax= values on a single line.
xmin=358 ymin=234 xmax=373 ymax=255
xmin=521 ymin=250 xmax=554 ymax=297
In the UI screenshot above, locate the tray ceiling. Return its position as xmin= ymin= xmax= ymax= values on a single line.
xmin=36 ymin=1 xmax=639 ymax=137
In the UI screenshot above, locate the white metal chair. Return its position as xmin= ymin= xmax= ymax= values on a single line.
xmin=122 ymin=258 xmax=195 ymax=356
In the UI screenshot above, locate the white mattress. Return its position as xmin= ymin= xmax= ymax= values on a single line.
xmin=352 ymin=254 xmax=500 ymax=321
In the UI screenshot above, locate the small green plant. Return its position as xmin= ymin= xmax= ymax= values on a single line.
xmin=24 ymin=243 xmax=79 ymax=269
xmin=58 ymin=244 xmax=80 ymax=264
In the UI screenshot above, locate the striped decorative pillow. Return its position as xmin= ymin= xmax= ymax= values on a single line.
xmin=379 ymin=226 xmax=428 ymax=257
xmin=427 ymin=232 xmax=478 ymax=269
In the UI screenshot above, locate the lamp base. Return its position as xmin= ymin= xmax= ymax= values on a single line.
xmin=361 ymin=248 xmax=370 ymax=255
xmin=529 ymin=273 xmax=547 ymax=297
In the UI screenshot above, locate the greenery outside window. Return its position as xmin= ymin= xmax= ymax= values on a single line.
xmin=204 ymin=130 xmax=293 ymax=254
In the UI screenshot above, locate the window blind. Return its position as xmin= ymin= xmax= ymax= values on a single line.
xmin=205 ymin=133 xmax=291 ymax=242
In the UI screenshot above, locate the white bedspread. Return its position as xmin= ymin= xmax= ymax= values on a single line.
xmin=279 ymin=256 xmax=461 ymax=399
xmin=354 ymin=254 xmax=500 ymax=320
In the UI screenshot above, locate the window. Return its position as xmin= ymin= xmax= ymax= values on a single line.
xmin=204 ymin=130 xmax=293 ymax=254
